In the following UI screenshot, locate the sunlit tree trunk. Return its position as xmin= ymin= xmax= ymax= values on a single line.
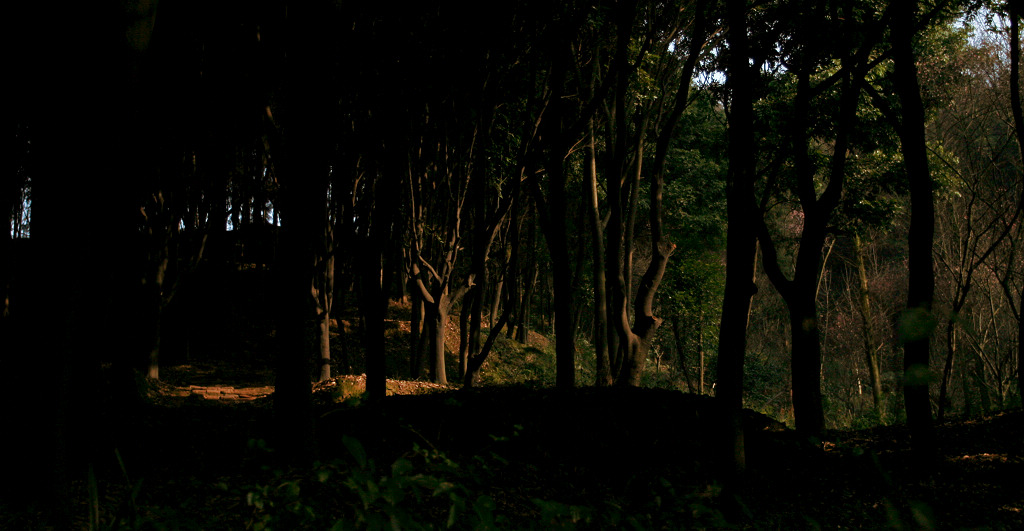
xmin=427 ymin=298 xmax=449 ymax=384
xmin=459 ymin=290 xmax=472 ymax=380
xmin=854 ymin=234 xmax=884 ymax=416
xmin=315 ymin=240 xmax=334 ymax=382
xmin=586 ymin=121 xmax=612 ymax=386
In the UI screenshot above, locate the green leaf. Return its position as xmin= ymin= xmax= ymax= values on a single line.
xmin=391 ymin=457 xmax=413 ymax=477
xmin=343 ymin=436 xmax=368 ymax=468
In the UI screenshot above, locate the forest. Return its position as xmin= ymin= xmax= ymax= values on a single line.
xmin=2 ymin=0 xmax=1023 ymax=528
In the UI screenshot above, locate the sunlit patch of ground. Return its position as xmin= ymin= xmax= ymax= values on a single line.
xmin=149 ymin=363 xmax=453 ymax=408
xmin=312 ymin=373 xmax=453 ymax=400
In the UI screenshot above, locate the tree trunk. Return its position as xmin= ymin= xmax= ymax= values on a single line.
xmin=613 ymin=137 xmax=652 ymax=386
xmin=788 ymin=290 xmax=824 ymax=435
xmin=505 ymin=198 xmax=522 ymax=340
xmin=462 ymin=179 xmax=513 ymax=385
xmin=975 ymin=353 xmax=991 ymax=414
xmin=961 ymin=353 xmax=973 ymax=417
xmin=938 ymin=318 xmax=957 ymax=422
xmin=1009 ymin=2 xmax=1024 ymax=409
xmin=756 ymin=60 xmax=856 ymax=438
xmin=548 ymin=197 xmax=577 ymax=389
xmin=604 ymin=5 xmax=636 ymax=383
xmin=272 ymin=161 xmax=318 ymax=465
xmin=147 ymin=301 xmax=163 ymax=380
xmin=316 ymin=230 xmax=335 ymax=383
xmin=332 ymin=279 xmax=353 ymax=375
xmin=464 ymin=306 xmax=511 ymax=387
xmin=718 ymin=0 xmax=759 ymax=477
xmin=11 ymin=25 xmax=146 ymax=511
xmin=459 ymin=290 xmax=472 ymax=380
xmin=517 ymin=254 xmax=538 ymax=344
xmin=617 ymin=136 xmax=674 ymax=387
xmin=359 ymin=240 xmax=387 ymax=401
xmin=1019 ymin=283 xmax=1024 ymax=410
xmin=892 ymin=0 xmax=937 ymax=461
xmin=410 ymin=280 xmax=426 ymax=379
xmin=266 ymin=0 xmax=351 ymax=461
xmin=699 ymin=317 xmax=706 ymax=395
xmin=490 ymin=277 xmax=503 ymax=329
xmin=427 ymin=300 xmax=449 ymax=385
xmin=673 ymin=316 xmax=696 ymax=393
xmin=533 ymin=35 xmax=578 ymax=390
xmin=317 ymin=306 xmax=331 ymax=382
xmin=585 ymin=122 xmax=611 ymax=386
xmin=853 ymin=233 xmax=883 ymax=416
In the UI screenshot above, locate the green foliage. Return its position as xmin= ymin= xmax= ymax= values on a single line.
xmin=238 ymin=437 xmax=506 ymax=530
xmin=236 ymin=434 xmax=734 ymax=530
xmin=331 ymin=380 xmax=367 ymax=407
xmin=475 ymin=335 xmax=560 ymax=387
xmin=664 ymin=92 xmax=728 ymax=253
xmin=531 ymin=498 xmax=595 ymax=529
xmin=529 ymin=478 xmax=731 ymax=530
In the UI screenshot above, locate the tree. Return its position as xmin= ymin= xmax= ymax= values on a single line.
xmin=717 ymin=0 xmax=760 ymax=477
xmin=262 ymin=0 xmax=346 ymax=460
xmin=926 ymin=30 xmax=1022 ymax=420
xmin=1006 ymin=0 xmax=1024 ymax=407
xmin=602 ymin=0 xmax=708 ymax=387
xmin=891 ymin=0 xmax=937 ymax=460
xmin=755 ymin=16 xmax=860 ymax=437
xmin=3 ymin=1 xmax=164 ymax=523
xmin=407 ymin=148 xmax=477 ymax=386
xmin=853 ymin=233 xmax=885 ymax=414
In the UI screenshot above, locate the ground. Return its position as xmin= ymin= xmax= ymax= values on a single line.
xmin=2 ymin=359 xmax=1021 ymax=529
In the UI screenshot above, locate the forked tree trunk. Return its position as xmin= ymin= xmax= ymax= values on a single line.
xmin=410 ymin=260 xmax=474 ymax=386
xmin=462 ymin=177 xmax=513 ymax=384
xmin=585 ymin=122 xmax=612 ymax=386
xmin=427 ymin=301 xmax=449 ymax=385
xmin=464 ymin=307 xmax=511 ymax=387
